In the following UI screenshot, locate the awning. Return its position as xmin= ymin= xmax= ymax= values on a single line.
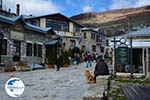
xmin=109 ymin=41 xmax=150 ymax=48
xmin=126 ymin=27 xmax=150 ymax=38
xmin=132 ymin=41 xmax=150 ymax=48
xmin=44 ymin=40 xmax=59 ymax=45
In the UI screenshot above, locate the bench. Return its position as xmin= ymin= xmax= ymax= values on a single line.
xmin=122 ymin=84 xmax=150 ymax=100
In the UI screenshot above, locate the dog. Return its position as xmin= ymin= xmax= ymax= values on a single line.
xmin=84 ymin=69 xmax=96 ymax=84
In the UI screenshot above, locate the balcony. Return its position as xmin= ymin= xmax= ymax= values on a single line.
xmin=54 ymin=30 xmax=74 ymax=37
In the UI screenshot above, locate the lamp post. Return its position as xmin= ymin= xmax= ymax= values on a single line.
xmin=127 ymin=16 xmax=134 ymax=79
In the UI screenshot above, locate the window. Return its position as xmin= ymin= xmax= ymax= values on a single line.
xmin=34 ymin=44 xmax=37 ymax=56
xmin=91 ymin=33 xmax=95 ymax=40
xmin=92 ymin=45 xmax=96 ymax=52
xmin=101 ymin=47 xmax=104 ymax=53
xmin=83 ymin=32 xmax=86 ymax=39
xmin=96 ymin=35 xmax=100 ymax=42
xmin=1 ymin=39 xmax=7 ymax=55
xmin=73 ymin=25 xmax=81 ymax=33
xmin=26 ymin=43 xmax=32 ymax=56
xmin=70 ymin=40 xmax=75 ymax=47
xmin=31 ymin=21 xmax=37 ymax=25
xmin=33 ymin=44 xmax=42 ymax=57
xmin=38 ymin=44 xmax=42 ymax=57
xmin=46 ymin=19 xmax=69 ymax=32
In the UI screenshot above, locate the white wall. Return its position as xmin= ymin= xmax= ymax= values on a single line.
xmin=40 ymin=18 xmax=46 ymax=28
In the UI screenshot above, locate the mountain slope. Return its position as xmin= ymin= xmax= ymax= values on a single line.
xmin=71 ymin=5 xmax=150 ymax=28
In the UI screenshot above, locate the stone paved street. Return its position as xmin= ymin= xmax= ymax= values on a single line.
xmin=0 ymin=62 xmax=96 ymax=100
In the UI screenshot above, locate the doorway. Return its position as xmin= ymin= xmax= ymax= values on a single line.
xmin=13 ymin=40 xmax=21 ymax=61
xmin=132 ymin=48 xmax=142 ymax=73
xmin=116 ymin=48 xmax=143 ymax=73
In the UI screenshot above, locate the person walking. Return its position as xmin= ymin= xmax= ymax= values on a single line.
xmin=94 ymin=57 xmax=109 ymax=80
xmin=56 ymin=54 xmax=63 ymax=71
xmin=86 ymin=52 xmax=92 ymax=68
xmin=73 ymin=53 xmax=79 ymax=69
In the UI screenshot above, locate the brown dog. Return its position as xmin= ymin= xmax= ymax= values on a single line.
xmin=85 ymin=69 xmax=96 ymax=84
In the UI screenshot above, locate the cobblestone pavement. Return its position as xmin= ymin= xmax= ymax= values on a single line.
xmin=0 ymin=62 xmax=96 ymax=100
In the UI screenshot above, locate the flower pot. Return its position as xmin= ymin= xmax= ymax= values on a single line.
xmin=63 ymin=64 xmax=68 ymax=67
xmin=48 ymin=64 xmax=54 ymax=68
xmin=7 ymin=66 xmax=15 ymax=72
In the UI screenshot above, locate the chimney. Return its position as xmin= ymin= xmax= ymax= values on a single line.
xmin=8 ymin=8 xmax=11 ymax=13
xmin=16 ymin=4 xmax=20 ymax=16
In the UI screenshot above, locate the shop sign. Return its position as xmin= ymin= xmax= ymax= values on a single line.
xmin=10 ymin=31 xmax=24 ymax=41
xmin=117 ymin=47 xmax=129 ymax=64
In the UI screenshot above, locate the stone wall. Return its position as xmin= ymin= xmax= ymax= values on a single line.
xmin=0 ymin=19 xmax=46 ymax=65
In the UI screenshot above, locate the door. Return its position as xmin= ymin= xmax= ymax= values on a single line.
xmin=132 ymin=48 xmax=142 ymax=73
xmin=13 ymin=40 xmax=21 ymax=61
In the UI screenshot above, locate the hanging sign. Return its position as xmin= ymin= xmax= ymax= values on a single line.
xmin=117 ymin=47 xmax=129 ymax=64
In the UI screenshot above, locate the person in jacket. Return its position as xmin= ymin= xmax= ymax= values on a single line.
xmin=94 ymin=57 xmax=109 ymax=80
xmin=56 ymin=54 xmax=63 ymax=71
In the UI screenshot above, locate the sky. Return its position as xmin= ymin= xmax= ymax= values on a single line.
xmin=2 ymin=0 xmax=150 ymax=17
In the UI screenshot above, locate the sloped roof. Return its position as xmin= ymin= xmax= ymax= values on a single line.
xmin=0 ymin=15 xmax=21 ymax=25
xmin=126 ymin=27 xmax=150 ymax=37
xmin=108 ymin=27 xmax=150 ymax=40
xmin=0 ymin=15 xmax=56 ymax=35
xmin=44 ymin=40 xmax=59 ymax=45
xmin=24 ymin=23 xmax=53 ymax=34
xmin=23 ymin=13 xmax=83 ymax=27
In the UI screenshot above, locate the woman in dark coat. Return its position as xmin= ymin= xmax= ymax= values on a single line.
xmin=56 ymin=54 xmax=63 ymax=71
xmin=94 ymin=58 xmax=109 ymax=80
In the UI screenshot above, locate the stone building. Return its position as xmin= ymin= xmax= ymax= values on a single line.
xmin=81 ymin=28 xmax=106 ymax=56
xmin=24 ymin=13 xmax=83 ymax=51
xmin=0 ymin=15 xmax=59 ymax=66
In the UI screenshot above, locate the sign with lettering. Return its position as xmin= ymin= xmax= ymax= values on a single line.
xmin=117 ymin=47 xmax=129 ymax=64
xmin=10 ymin=31 xmax=24 ymax=41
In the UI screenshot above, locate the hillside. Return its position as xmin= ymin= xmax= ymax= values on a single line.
xmin=71 ymin=5 xmax=150 ymax=28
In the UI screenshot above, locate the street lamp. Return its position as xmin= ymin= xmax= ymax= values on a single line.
xmin=127 ymin=16 xmax=134 ymax=79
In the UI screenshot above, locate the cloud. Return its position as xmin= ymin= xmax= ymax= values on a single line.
xmin=109 ymin=0 xmax=150 ymax=10
xmin=99 ymin=7 xmax=106 ymax=12
xmin=3 ymin=0 xmax=61 ymax=16
xmin=66 ymin=0 xmax=76 ymax=7
xmin=135 ymin=0 xmax=150 ymax=7
xmin=109 ymin=0 xmax=133 ymax=10
xmin=82 ymin=5 xmax=93 ymax=12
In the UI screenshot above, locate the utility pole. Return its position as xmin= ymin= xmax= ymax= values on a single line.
xmin=127 ymin=16 xmax=134 ymax=79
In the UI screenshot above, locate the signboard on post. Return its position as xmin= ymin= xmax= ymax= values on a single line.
xmin=117 ymin=47 xmax=129 ymax=64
